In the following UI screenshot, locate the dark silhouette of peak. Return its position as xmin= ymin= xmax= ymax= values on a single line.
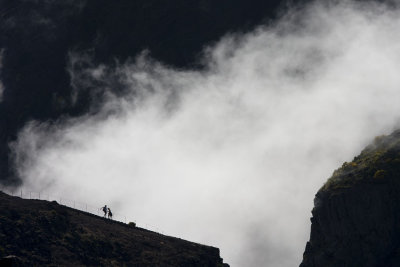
xmin=301 ymin=130 xmax=400 ymax=267
xmin=0 ymin=191 xmax=228 ymax=266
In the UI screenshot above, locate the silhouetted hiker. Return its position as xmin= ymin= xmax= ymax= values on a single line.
xmin=108 ymin=208 xmax=113 ymax=219
xmin=101 ymin=205 xmax=107 ymax=217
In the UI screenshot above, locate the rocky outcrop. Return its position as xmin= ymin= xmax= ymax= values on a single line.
xmin=0 ymin=191 xmax=228 ymax=266
xmin=0 ymin=255 xmax=24 ymax=267
xmin=301 ymin=130 xmax=400 ymax=267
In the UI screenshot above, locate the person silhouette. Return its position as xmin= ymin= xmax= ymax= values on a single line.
xmin=107 ymin=208 xmax=113 ymax=219
xmin=101 ymin=205 xmax=107 ymax=217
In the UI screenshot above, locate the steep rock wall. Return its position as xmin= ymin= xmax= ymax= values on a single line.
xmin=301 ymin=130 xmax=400 ymax=267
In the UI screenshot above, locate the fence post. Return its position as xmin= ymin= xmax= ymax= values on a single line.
xmin=39 ymin=192 xmax=40 ymax=200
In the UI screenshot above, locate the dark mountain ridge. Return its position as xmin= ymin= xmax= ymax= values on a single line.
xmin=0 ymin=191 xmax=228 ymax=266
xmin=301 ymin=130 xmax=400 ymax=266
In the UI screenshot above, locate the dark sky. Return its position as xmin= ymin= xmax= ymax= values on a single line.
xmin=0 ymin=0 xmax=294 ymax=185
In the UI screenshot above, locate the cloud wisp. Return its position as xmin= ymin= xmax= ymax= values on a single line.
xmin=10 ymin=1 xmax=400 ymax=266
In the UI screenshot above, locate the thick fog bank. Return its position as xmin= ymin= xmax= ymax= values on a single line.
xmin=11 ymin=1 xmax=400 ymax=266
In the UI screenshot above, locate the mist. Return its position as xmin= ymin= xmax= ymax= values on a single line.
xmin=10 ymin=1 xmax=400 ymax=266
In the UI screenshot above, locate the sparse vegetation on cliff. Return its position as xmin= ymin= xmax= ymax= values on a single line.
xmin=321 ymin=131 xmax=400 ymax=192
xmin=301 ymin=129 xmax=400 ymax=267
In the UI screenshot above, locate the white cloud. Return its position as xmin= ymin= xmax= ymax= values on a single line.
xmin=10 ymin=1 xmax=400 ymax=266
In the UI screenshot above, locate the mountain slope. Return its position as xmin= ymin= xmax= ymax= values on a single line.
xmin=300 ymin=130 xmax=400 ymax=267
xmin=0 ymin=191 xmax=228 ymax=266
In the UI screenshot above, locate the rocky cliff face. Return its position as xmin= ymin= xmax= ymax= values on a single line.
xmin=0 ymin=192 xmax=228 ymax=266
xmin=301 ymin=130 xmax=400 ymax=267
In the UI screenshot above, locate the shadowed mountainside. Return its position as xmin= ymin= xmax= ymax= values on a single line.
xmin=0 ymin=191 xmax=228 ymax=266
xmin=301 ymin=130 xmax=400 ymax=267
